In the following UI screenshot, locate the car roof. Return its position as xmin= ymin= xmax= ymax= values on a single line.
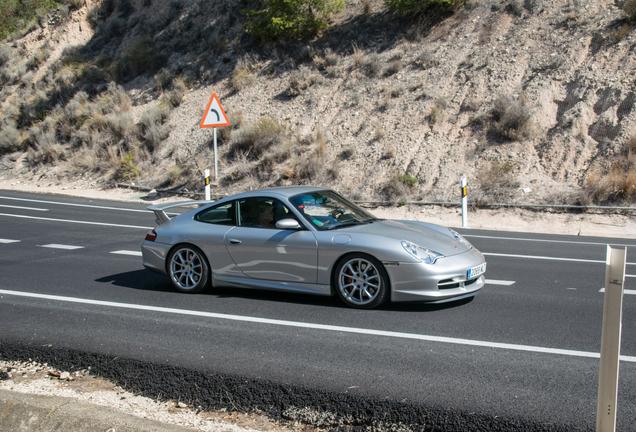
xmin=216 ymin=186 xmax=330 ymax=202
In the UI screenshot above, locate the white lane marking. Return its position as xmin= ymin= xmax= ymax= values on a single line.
xmin=483 ymin=252 xmax=636 ymax=266
xmin=0 ymin=195 xmax=149 ymax=213
xmin=110 ymin=250 xmax=142 ymax=256
xmin=1 ymin=289 xmax=634 ymax=363
xmin=0 ymin=239 xmax=20 ymax=243
xmin=464 ymin=234 xmax=636 ymax=248
xmin=626 ymin=274 xmax=636 ymax=278
xmin=0 ymin=204 xmax=48 ymax=212
xmin=599 ymin=288 xmax=636 ymax=295
xmin=39 ymin=244 xmax=85 ymax=250
xmin=0 ymin=213 xmax=152 ymax=230
xmin=485 ymin=279 xmax=515 ymax=285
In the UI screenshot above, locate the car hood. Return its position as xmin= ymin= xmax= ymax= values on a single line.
xmin=343 ymin=219 xmax=470 ymax=256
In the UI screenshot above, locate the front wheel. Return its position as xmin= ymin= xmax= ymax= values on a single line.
xmin=334 ymin=254 xmax=389 ymax=309
xmin=168 ymin=245 xmax=210 ymax=293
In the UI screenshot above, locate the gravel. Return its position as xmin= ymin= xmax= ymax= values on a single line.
xmin=1 ymin=340 xmax=577 ymax=431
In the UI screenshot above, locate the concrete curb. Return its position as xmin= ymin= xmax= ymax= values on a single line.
xmin=0 ymin=389 xmax=197 ymax=432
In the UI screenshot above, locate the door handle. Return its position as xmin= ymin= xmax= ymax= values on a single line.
xmin=227 ymin=238 xmax=241 ymax=245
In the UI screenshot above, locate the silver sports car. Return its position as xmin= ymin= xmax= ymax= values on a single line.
xmin=141 ymin=186 xmax=486 ymax=309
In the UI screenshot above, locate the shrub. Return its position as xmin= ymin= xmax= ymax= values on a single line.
xmin=112 ymin=37 xmax=166 ymax=82
xmin=492 ymin=95 xmax=534 ymax=141
xmin=166 ymin=164 xmax=182 ymax=185
xmin=384 ymin=0 xmax=457 ymax=14
xmin=289 ymin=66 xmax=323 ymax=95
xmin=243 ymin=0 xmax=346 ymax=40
xmin=624 ymin=0 xmax=636 ymax=22
xmin=231 ymin=59 xmax=257 ymax=93
xmin=0 ymin=121 xmax=23 ymax=154
xmin=362 ymin=53 xmax=381 ymax=77
xmin=384 ymin=60 xmax=402 ymax=77
xmin=232 ymin=117 xmax=289 ymax=160
xmin=117 ymin=151 xmax=139 ymax=181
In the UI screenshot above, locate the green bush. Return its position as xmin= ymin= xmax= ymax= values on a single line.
xmin=383 ymin=0 xmax=458 ymax=14
xmin=0 ymin=0 xmax=59 ymax=40
xmin=243 ymin=0 xmax=345 ymax=40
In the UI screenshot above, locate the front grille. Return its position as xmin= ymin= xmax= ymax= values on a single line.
xmin=438 ymin=277 xmax=479 ymax=290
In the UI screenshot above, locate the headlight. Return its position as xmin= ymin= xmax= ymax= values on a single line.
xmin=449 ymin=229 xmax=473 ymax=249
xmin=401 ymin=240 xmax=444 ymax=264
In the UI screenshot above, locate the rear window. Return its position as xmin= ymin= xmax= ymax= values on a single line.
xmin=194 ymin=202 xmax=235 ymax=225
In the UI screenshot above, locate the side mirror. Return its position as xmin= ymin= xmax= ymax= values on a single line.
xmin=276 ymin=218 xmax=301 ymax=230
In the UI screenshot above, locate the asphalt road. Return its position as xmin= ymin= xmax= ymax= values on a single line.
xmin=1 ymin=190 xmax=635 ymax=430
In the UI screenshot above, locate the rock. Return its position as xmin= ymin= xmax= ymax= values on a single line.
xmin=177 ymin=401 xmax=187 ymax=408
xmin=59 ymin=372 xmax=70 ymax=380
xmin=147 ymin=189 xmax=158 ymax=199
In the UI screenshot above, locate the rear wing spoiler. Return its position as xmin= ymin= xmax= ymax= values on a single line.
xmin=147 ymin=200 xmax=214 ymax=225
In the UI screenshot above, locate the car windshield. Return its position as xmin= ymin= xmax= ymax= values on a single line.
xmin=289 ymin=190 xmax=378 ymax=231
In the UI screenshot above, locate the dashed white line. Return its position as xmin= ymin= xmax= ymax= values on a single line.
xmin=39 ymin=244 xmax=85 ymax=250
xmin=485 ymin=279 xmax=515 ymax=286
xmin=1 ymin=289 xmax=635 ymax=362
xmin=0 ymin=195 xmax=149 ymax=213
xmin=464 ymin=234 xmax=636 ymax=248
xmin=599 ymin=288 xmax=636 ymax=295
xmin=0 ymin=213 xmax=152 ymax=230
xmin=483 ymin=252 xmax=636 ymax=266
xmin=0 ymin=204 xmax=48 ymax=211
xmin=110 ymin=250 xmax=142 ymax=256
xmin=0 ymin=239 xmax=20 ymax=243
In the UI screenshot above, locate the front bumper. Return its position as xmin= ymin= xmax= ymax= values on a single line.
xmin=386 ymin=248 xmax=486 ymax=303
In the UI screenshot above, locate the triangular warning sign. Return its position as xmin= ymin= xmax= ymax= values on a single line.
xmin=200 ymin=92 xmax=230 ymax=128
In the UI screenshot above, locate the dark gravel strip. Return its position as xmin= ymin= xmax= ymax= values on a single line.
xmin=0 ymin=340 xmax=581 ymax=431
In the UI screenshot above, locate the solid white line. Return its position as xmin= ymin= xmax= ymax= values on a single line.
xmin=39 ymin=244 xmax=85 ymax=250
xmin=599 ymin=288 xmax=636 ymax=295
xmin=0 ymin=213 xmax=152 ymax=230
xmin=0 ymin=239 xmax=20 ymax=243
xmin=463 ymin=234 xmax=636 ymax=248
xmin=110 ymin=250 xmax=142 ymax=256
xmin=0 ymin=195 xmax=150 ymax=213
xmin=483 ymin=252 xmax=636 ymax=266
xmin=485 ymin=279 xmax=515 ymax=286
xmin=1 ymin=289 xmax=634 ymax=363
xmin=0 ymin=204 xmax=48 ymax=211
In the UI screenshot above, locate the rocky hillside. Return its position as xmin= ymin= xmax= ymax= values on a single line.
xmin=0 ymin=0 xmax=635 ymax=205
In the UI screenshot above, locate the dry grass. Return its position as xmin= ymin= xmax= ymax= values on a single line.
xmin=478 ymin=159 xmax=520 ymax=200
xmin=231 ymin=58 xmax=257 ymax=93
xmin=232 ymin=117 xmax=289 ymax=160
xmin=289 ymin=66 xmax=324 ymax=96
xmin=584 ymin=135 xmax=636 ymax=203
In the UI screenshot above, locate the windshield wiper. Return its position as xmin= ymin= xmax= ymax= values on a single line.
xmin=327 ymin=222 xmax=362 ymax=230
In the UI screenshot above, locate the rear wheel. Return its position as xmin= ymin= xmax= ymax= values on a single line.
xmin=335 ymin=254 xmax=388 ymax=309
xmin=168 ymin=245 xmax=210 ymax=293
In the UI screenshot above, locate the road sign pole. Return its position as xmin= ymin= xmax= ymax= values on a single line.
xmin=596 ymin=245 xmax=626 ymax=432
xmin=214 ymin=127 xmax=218 ymax=182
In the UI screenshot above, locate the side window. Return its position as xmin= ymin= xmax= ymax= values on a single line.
xmin=238 ymin=198 xmax=296 ymax=229
xmin=195 ymin=202 xmax=235 ymax=225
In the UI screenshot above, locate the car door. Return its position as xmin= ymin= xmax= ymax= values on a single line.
xmin=224 ymin=197 xmax=318 ymax=283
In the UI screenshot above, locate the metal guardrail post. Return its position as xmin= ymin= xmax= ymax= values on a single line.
xmin=596 ymin=246 xmax=626 ymax=432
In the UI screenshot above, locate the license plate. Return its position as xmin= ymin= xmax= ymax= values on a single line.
xmin=467 ymin=262 xmax=486 ymax=279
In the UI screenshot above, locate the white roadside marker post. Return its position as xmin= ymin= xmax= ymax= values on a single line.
xmin=461 ymin=177 xmax=468 ymax=228
xmin=204 ymin=169 xmax=211 ymax=201
xmin=596 ymin=245 xmax=626 ymax=432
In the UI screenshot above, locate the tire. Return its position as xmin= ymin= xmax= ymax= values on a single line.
xmin=167 ymin=245 xmax=210 ymax=294
xmin=334 ymin=254 xmax=389 ymax=309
